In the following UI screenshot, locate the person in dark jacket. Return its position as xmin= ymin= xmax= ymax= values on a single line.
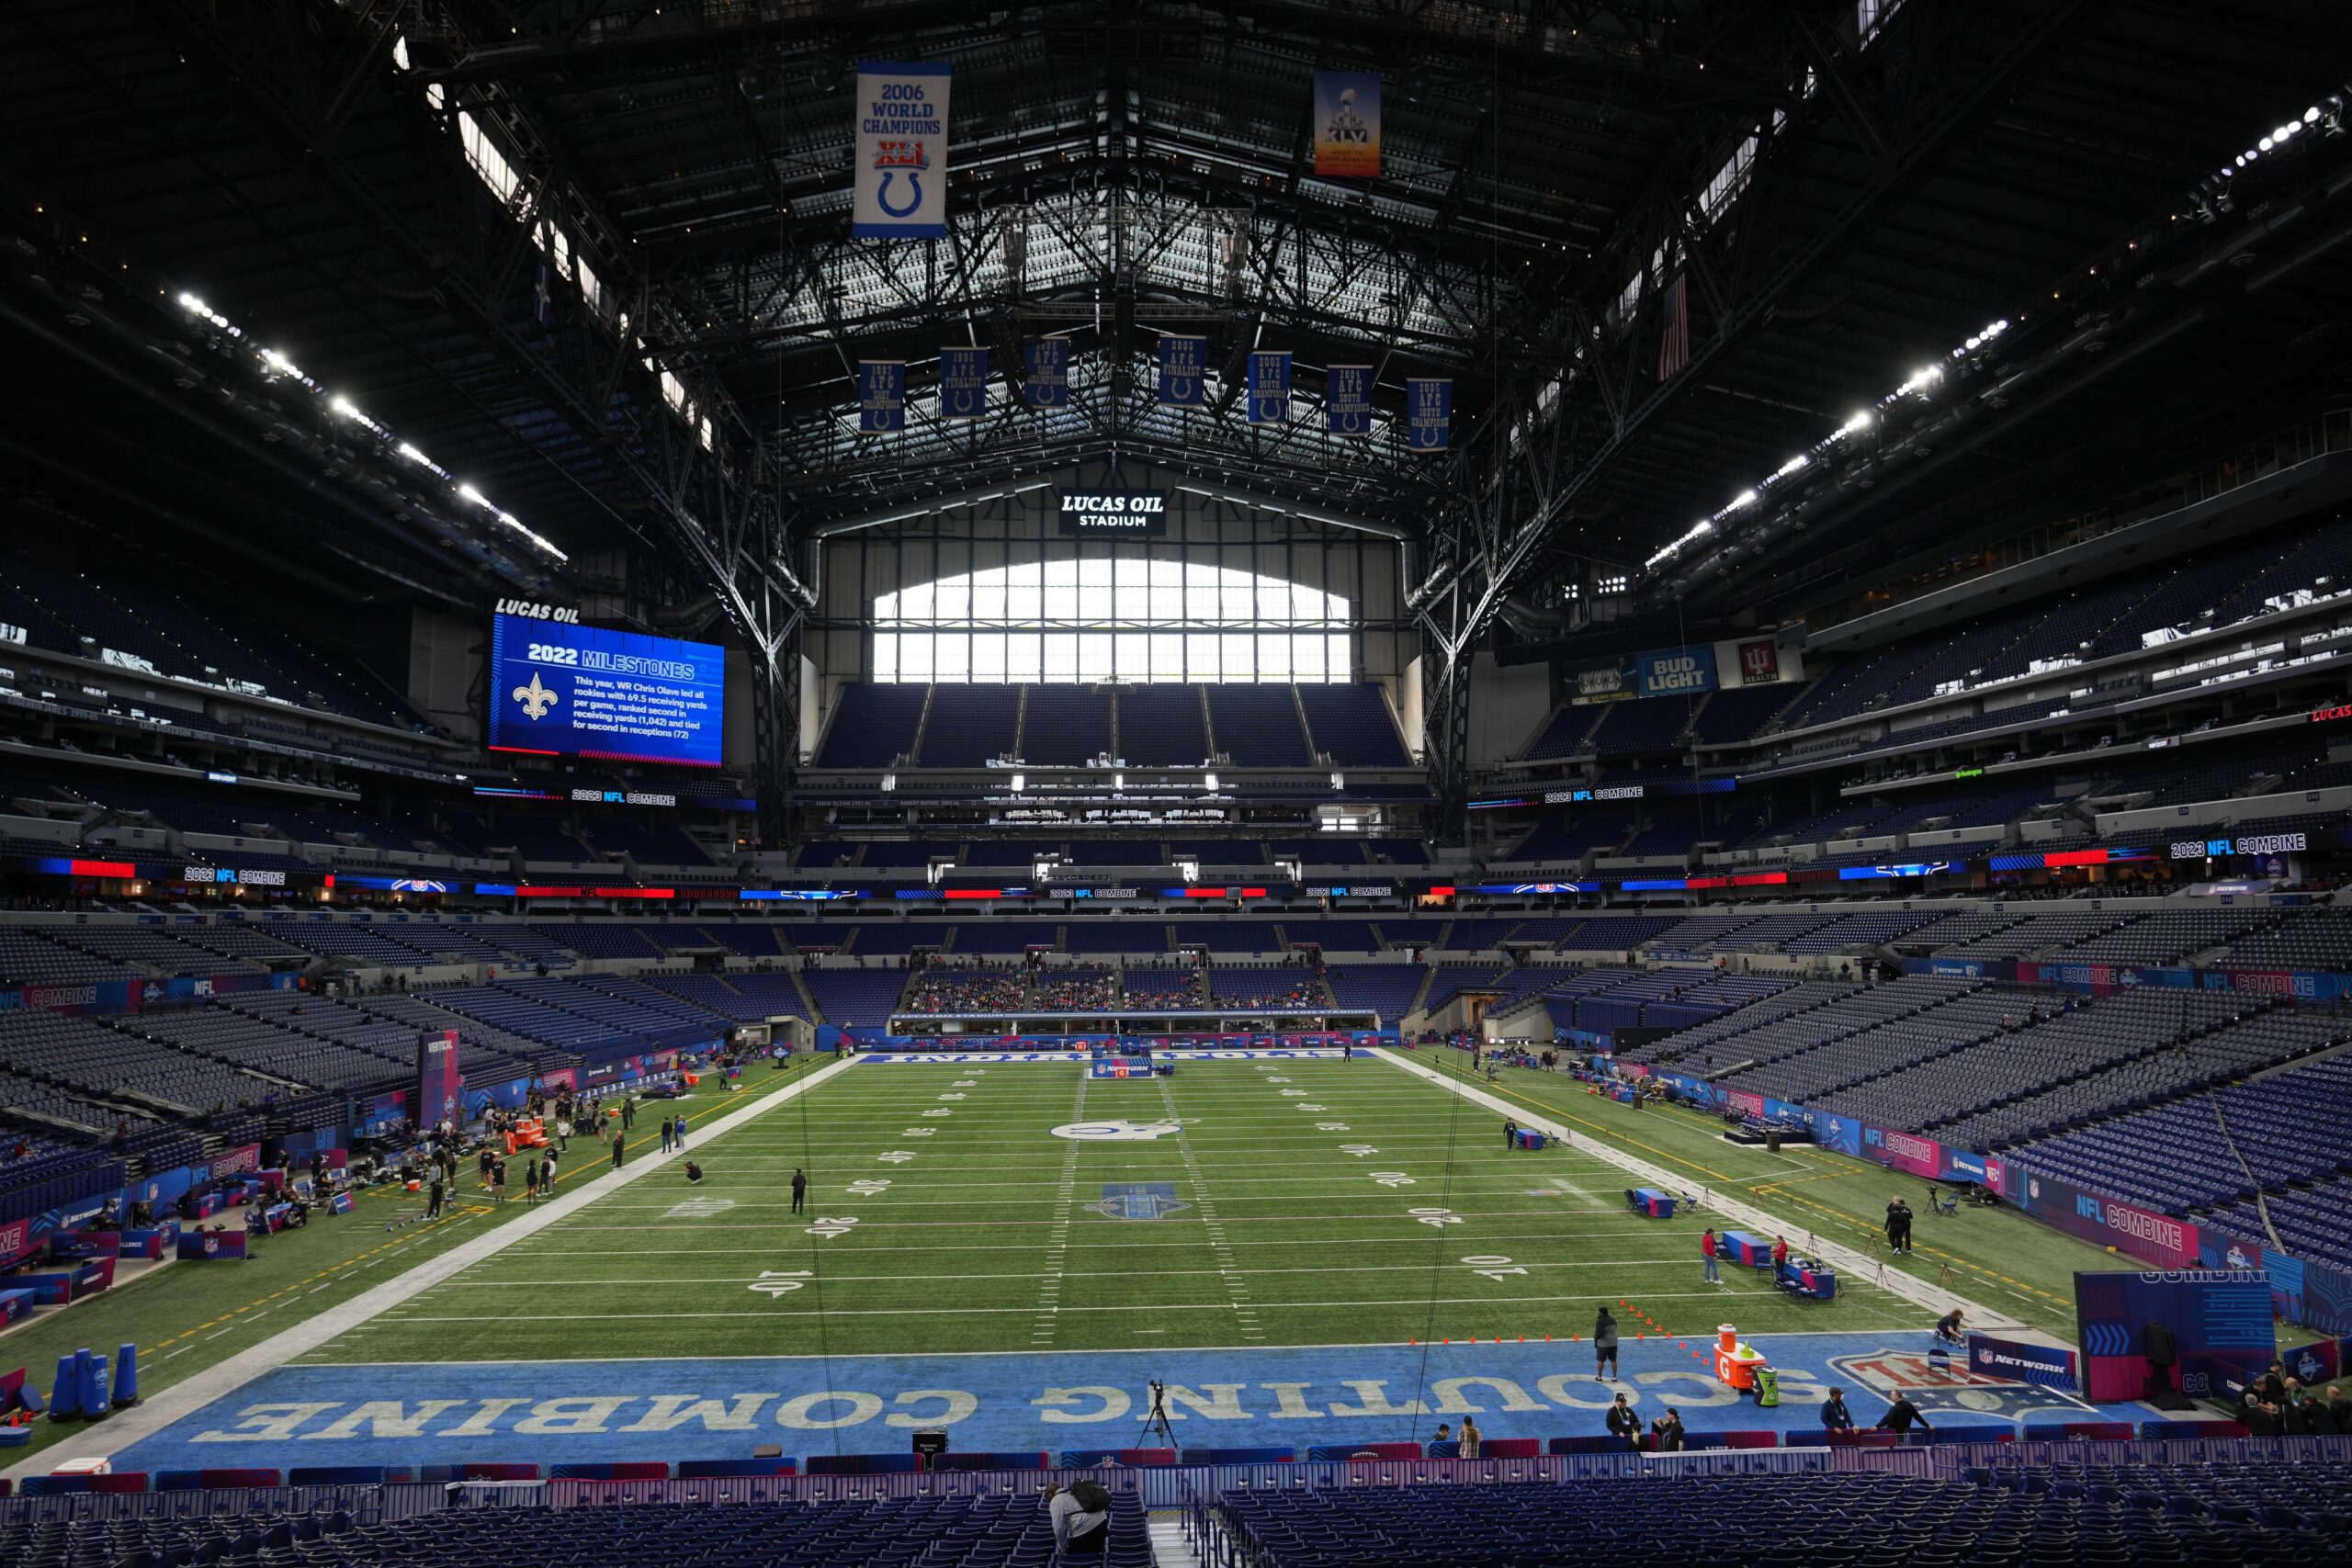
xmin=1821 ymin=1388 xmax=1856 ymax=1431
xmin=1880 ymin=1395 xmax=1931 ymax=1434
xmin=1604 ymin=1392 xmax=1641 ymax=1451
xmin=1650 ymin=1408 xmax=1686 ymax=1452
xmin=611 ymin=1131 xmax=627 ymax=1169
xmin=1593 ymin=1306 xmax=1621 ymax=1382
xmin=791 ymin=1167 xmax=808 ymax=1214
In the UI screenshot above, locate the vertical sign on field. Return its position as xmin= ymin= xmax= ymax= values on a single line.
xmin=1247 ymin=351 xmax=1292 ymax=424
xmin=852 ymin=61 xmax=953 ymax=240
xmin=1405 ymin=377 xmax=1452 ymax=451
xmin=1022 ymin=338 xmax=1070 ymax=409
xmin=1312 ymin=71 xmax=1382 ymax=177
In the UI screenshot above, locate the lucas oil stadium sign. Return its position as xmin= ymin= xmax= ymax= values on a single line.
xmin=1058 ymin=490 xmax=1169 ymax=536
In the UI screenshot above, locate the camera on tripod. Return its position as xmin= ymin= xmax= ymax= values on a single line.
xmin=1138 ymin=1378 xmax=1174 ymax=1445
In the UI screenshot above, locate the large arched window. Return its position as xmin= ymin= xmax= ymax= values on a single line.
xmin=873 ymin=559 xmax=1351 ymax=683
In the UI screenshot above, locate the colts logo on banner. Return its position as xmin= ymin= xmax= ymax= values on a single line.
xmin=1248 ymin=351 xmax=1292 ymax=424
xmin=938 ymin=346 xmax=988 ymax=420
xmin=858 ymin=361 xmax=906 ymax=434
xmin=1158 ymin=335 xmax=1207 ymax=406
xmin=1022 ymin=338 xmax=1070 ymax=408
xmin=1327 ymin=365 xmax=1374 ymax=436
xmin=852 ymin=61 xmax=952 ymax=240
xmin=1405 ymin=378 xmax=1452 ymax=450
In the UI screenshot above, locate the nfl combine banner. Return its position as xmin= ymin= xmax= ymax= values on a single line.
xmin=938 ymin=345 xmax=988 ymax=419
xmin=852 ymin=61 xmax=952 ymax=239
xmin=1312 ymin=71 xmax=1381 ymax=177
xmin=1022 ymin=338 xmax=1069 ymax=408
xmin=417 ymin=1031 xmax=462 ymax=1131
xmin=857 ymin=361 xmax=906 ymax=433
xmin=1248 ymin=351 xmax=1292 ymax=423
xmin=1405 ymin=377 xmax=1452 ymax=450
xmin=1327 ymin=364 xmax=1373 ymax=435
xmin=1158 ymin=335 xmax=1207 ymax=406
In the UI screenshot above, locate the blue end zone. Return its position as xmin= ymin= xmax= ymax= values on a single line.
xmin=110 ymin=1333 xmax=2152 ymax=1473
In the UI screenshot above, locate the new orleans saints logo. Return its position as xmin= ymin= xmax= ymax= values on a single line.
xmin=512 ymin=672 xmax=560 ymax=720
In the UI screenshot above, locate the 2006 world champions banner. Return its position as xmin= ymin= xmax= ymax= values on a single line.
xmin=1159 ymin=335 xmax=1207 ymax=407
xmin=853 ymin=62 xmax=952 ymax=239
xmin=938 ymin=345 xmax=987 ymax=419
xmin=1021 ymin=338 xmax=1069 ymax=408
xmin=1248 ymin=351 xmax=1292 ymax=423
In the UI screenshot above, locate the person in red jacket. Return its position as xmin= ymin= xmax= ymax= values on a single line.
xmin=1702 ymin=1228 xmax=1720 ymax=1284
xmin=1772 ymin=1235 xmax=1790 ymax=1270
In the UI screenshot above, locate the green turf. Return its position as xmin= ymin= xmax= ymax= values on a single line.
xmin=306 ymin=1054 xmax=1945 ymax=1367
xmin=1418 ymin=1051 xmax=2131 ymax=1338
xmin=0 ymin=1058 xmax=821 ymax=1466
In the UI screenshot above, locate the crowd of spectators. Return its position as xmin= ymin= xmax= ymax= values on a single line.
xmin=1030 ymin=964 xmax=1119 ymax=1011
xmin=899 ymin=962 xmax=1028 ymax=1015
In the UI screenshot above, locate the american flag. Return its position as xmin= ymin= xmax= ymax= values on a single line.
xmin=1657 ymin=272 xmax=1690 ymax=381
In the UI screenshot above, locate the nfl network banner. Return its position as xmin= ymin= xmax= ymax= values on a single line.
xmin=1158 ymin=334 xmax=1207 ymax=406
xmin=1965 ymin=1333 xmax=2078 ymax=1393
xmin=858 ymin=360 xmax=906 ymax=433
xmin=1327 ymin=364 xmax=1374 ymax=435
xmin=1022 ymin=337 xmax=1069 ymax=408
xmin=1312 ymin=70 xmax=1381 ymax=176
xmin=852 ymin=61 xmax=952 ymax=239
xmin=938 ymin=345 xmax=988 ymax=419
xmin=1247 ymin=350 xmax=1292 ymax=423
xmin=1405 ymin=377 xmax=1452 ymax=450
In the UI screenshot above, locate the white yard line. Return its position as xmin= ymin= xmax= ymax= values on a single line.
xmin=1 ymin=1057 xmax=858 ymax=1483
xmin=1372 ymin=1049 xmax=2024 ymax=1332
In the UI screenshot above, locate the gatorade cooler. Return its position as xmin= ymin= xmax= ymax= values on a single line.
xmin=1754 ymin=1367 xmax=1780 ymax=1408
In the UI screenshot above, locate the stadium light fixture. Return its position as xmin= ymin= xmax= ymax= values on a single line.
xmin=1727 ymin=489 xmax=1758 ymax=510
xmin=1839 ymin=410 xmax=1873 ymax=435
xmin=456 ymin=483 xmax=489 ymax=508
xmin=395 ymin=443 xmax=428 ymax=465
xmin=1773 ymin=454 xmax=1810 ymax=479
xmin=329 ymin=396 xmax=363 ymax=421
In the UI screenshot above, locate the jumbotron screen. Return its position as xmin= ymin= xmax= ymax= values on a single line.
xmin=486 ymin=614 xmax=725 ymax=768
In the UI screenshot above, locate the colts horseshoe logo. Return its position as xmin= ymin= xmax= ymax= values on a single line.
xmin=874 ymin=138 xmax=929 ymax=219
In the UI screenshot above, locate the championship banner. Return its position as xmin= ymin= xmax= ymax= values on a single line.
xmin=1405 ymin=377 xmax=1451 ymax=450
xmin=1022 ymin=337 xmax=1070 ymax=408
xmin=852 ymin=61 xmax=952 ymax=239
xmin=938 ymin=345 xmax=988 ymax=419
xmin=1312 ymin=71 xmax=1380 ymax=177
xmin=858 ymin=361 xmax=906 ymax=433
xmin=1327 ymin=364 xmax=1373 ymax=435
xmin=1247 ymin=350 xmax=1291 ymax=423
xmin=1158 ymin=335 xmax=1207 ymax=406
xmin=418 ymin=1029 xmax=463 ymax=1132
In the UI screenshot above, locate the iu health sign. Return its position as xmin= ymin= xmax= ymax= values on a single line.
xmin=488 ymin=614 xmax=725 ymax=768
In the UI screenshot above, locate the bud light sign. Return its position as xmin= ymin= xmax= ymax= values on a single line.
xmin=1636 ymin=645 xmax=1718 ymax=698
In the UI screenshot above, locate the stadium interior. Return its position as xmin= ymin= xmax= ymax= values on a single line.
xmin=4 ymin=1 xmax=2352 ymax=1561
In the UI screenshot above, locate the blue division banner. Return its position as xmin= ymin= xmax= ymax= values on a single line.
xmin=486 ymin=614 xmax=726 ymax=768
xmin=1158 ymin=335 xmax=1207 ymax=406
xmin=938 ymin=345 xmax=988 ymax=419
xmin=1022 ymin=338 xmax=1070 ymax=408
xmin=858 ymin=361 xmax=906 ymax=433
xmin=1247 ymin=351 xmax=1292 ymax=423
xmin=1405 ymin=377 xmax=1452 ymax=450
xmin=852 ymin=61 xmax=952 ymax=239
xmin=1327 ymin=364 xmax=1373 ymax=435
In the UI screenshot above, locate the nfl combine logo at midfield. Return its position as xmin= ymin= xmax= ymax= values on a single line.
xmin=1089 ymin=1182 xmax=1189 ymax=1221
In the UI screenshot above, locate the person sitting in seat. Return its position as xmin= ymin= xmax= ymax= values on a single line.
xmin=1046 ymin=1478 xmax=1113 ymax=1559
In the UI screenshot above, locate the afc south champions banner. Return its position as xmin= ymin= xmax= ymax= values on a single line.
xmin=858 ymin=361 xmax=906 ymax=433
xmin=938 ymin=345 xmax=988 ymax=419
xmin=1248 ymin=351 xmax=1292 ymax=423
xmin=853 ymin=61 xmax=952 ymax=240
xmin=1022 ymin=338 xmax=1070 ymax=408
xmin=1159 ymin=335 xmax=1207 ymax=407
xmin=1312 ymin=71 xmax=1381 ymax=177
xmin=1406 ymin=377 xmax=1452 ymax=450
xmin=1327 ymin=364 xmax=1373 ymax=435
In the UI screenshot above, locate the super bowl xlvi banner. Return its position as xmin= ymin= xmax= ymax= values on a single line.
xmin=1405 ymin=377 xmax=1451 ymax=450
xmin=938 ymin=345 xmax=988 ymax=419
xmin=1022 ymin=338 xmax=1070 ymax=408
xmin=1247 ymin=351 xmax=1291 ymax=423
xmin=1312 ymin=71 xmax=1380 ymax=177
xmin=1158 ymin=335 xmax=1207 ymax=406
xmin=1327 ymin=364 xmax=1373 ymax=435
xmin=852 ymin=61 xmax=952 ymax=239
xmin=858 ymin=361 xmax=906 ymax=433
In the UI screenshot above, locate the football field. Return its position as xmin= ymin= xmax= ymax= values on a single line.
xmin=319 ymin=1051 xmax=1924 ymax=1366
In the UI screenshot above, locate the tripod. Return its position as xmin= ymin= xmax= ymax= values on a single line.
xmin=1138 ymin=1381 xmax=1175 ymax=1446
